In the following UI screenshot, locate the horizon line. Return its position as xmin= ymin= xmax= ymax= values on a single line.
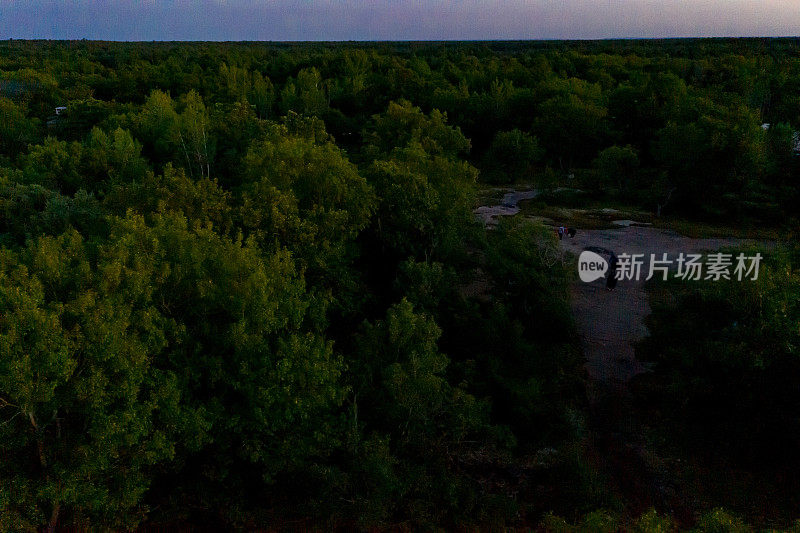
xmin=3 ymin=35 xmax=800 ymax=44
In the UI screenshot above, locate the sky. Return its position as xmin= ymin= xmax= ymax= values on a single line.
xmin=2 ymin=1 xmax=800 ymax=41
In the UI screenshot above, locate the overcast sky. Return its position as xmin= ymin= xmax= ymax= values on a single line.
xmin=2 ymin=1 xmax=800 ymax=41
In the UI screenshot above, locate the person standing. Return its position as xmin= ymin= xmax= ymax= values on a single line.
xmin=606 ymin=252 xmax=618 ymax=290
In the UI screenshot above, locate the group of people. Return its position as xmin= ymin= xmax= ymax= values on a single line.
xmin=556 ymin=226 xmax=577 ymax=240
xmin=606 ymin=252 xmax=618 ymax=291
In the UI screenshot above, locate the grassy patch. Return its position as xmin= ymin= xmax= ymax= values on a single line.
xmin=652 ymin=217 xmax=783 ymax=240
xmin=475 ymin=182 xmax=537 ymax=206
xmin=518 ymin=199 xmax=654 ymax=230
xmin=482 ymin=186 xmax=790 ymax=240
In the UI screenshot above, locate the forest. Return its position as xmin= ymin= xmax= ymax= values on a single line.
xmin=0 ymin=39 xmax=798 ymax=531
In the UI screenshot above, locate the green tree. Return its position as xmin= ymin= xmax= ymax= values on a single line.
xmin=0 ymin=230 xmax=182 ymax=530
xmin=364 ymin=99 xmax=471 ymax=159
xmin=482 ymin=129 xmax=544 ymax=184
xmin=653 ymin=103 xmax=766 ymax=217
xmin=364 ymin=102 xmax=477 ymax=262
xmin=240 ymin=123 xmax=374 ymax=306
xmin=250 ymin=71 xmax=275 ymax=119
xmin=135 ymin=89 xmax=180 ymax=165
xmin=280 ymin=68 xmax=328 ymax=117
xmin=0 ymin=97 xmax=39 ymax=157
xmin=176 ymin=91 xmax=215 ymax=179
xmin=0 ymin=211 xmax=347 ymax=529
xmin=103 ymin=163 xmax=233 ymax=234
xmin=351 ymin=299 xmax=494 ymax=524
xmin=54 ymin=99 xmax=114 ymax=142
xmin=533 ymin=79 xmax=612 ymax=171
xmin=634 ymin=245 xmax=800 ymax=484
xmin=100 ymin=213 xmax=344 ymax=522
xmin=81 ymin=127 xmax=148 ymax=190
xmin=20 ymin=137 xmax=84 ymax=193
xmin=0 ymin=178 xmax=104 ymax=245
xmin=593 ymin=144 xmax=640 ymax=192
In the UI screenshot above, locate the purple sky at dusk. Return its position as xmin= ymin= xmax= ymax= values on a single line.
xmin=2 ymin=1 xmax=800 ymax=41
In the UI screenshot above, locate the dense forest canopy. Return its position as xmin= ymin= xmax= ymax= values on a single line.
xmin=2 ymin=38 xmax=800 ymax=222
xmin=0 ymin=39 xmax=798 ymax=530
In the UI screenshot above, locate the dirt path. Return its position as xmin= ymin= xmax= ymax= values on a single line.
xmin=561 ymin=225 xmax=772 ymax=521
xmin=475 ymin=191 xmax=762 ymax=518
xmin=475 ymin=192 xmax=752 ymax=384
xmin=557 ymin=226 xmax=747 ymax=386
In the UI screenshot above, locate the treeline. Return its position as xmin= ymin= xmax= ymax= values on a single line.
xmin=3 ymin=39 xmax=800 ymax=222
